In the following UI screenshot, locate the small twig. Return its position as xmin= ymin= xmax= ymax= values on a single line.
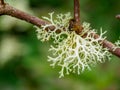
xmin=116 ymin=14 xmax=120 ymax=19
xmin=69 ymin=0 xmax=83 ymax=34
xmin=0 ymin=1 xmax=120 ymax=57
xmin=74 ymin=0 xmax=80 ymax=23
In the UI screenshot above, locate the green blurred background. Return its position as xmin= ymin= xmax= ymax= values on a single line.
xmin=0 ymin=0 xmax=120 ymax=90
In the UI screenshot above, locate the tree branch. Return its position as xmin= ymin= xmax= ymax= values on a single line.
xmin=0 ymin=1 xmax=120 ymax=57
xmin=69 ymin=0 xmax=83 ymax=34
xmin=93 ymin=34 xmax=120 ymax=57
xmin=103 ymin=40 xmax=120 ymax=57
xmin=0 ymin=3 xmax=50 ymax=27
xmin=0 ymin=0 xmax=4 ymax=5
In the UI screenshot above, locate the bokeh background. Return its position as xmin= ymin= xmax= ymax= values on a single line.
xmin=0 ymin=0 xmax=120 ymax=90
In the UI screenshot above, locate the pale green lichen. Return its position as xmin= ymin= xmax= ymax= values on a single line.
xmin=36 ymin=12 xmax=111 ymax=78
xmin=114 ymin=39 xmax=120 ymax=51
xmin=115 ymin=39 xmax=120 ymax=47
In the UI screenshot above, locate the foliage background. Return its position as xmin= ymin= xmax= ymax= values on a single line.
xmin=0 ymin=0 xmax=120 ymax=90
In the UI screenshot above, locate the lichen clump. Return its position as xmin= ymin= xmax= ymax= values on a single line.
xmin=36 ymin=12 xmax=111 ymax=78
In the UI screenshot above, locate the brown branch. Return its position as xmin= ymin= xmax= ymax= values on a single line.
xmin=0 ymin=0 xmax=4 ymax=5
xmin=103 ymin=40 xmax=120 ymax=57
xmin=0 ymin=3 xmax=50 ymax=27
xmin=0 ymin=1 xmax=120 ymax=57
xmin=93 ymin=34 xmax=120 ymax=57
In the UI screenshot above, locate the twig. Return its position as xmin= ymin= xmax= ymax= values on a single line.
xmin=0 ymin=0 xmax=120 ymax=57
xmin=116 ymin=14 xmax=120 ymax=19
xmin=74 ymin=0 xmax=80 ymax=24
xmin=69 ymin=0 xmax=83 ymax=34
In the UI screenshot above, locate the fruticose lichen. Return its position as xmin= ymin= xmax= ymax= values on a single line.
xmin=36 ymin=12 xmax=111 ymax=78
xmin=115 ymin=39 xmax=120 ymax=47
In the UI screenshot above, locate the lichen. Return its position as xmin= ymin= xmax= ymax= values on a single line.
xmin=115 ymin=39 xmax=120 ymax=47
xmin=36 ymin=12 xmax=111 ymax=78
